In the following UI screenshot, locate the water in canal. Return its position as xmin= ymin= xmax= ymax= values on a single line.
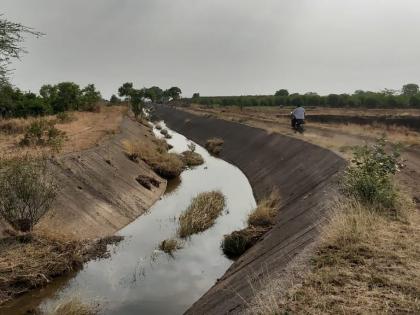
xmin=3 ymin=122 xmax=256 ymax=315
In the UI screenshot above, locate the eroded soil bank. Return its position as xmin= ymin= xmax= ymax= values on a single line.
xmin=155 ymin=105 xmax=346 ymax=314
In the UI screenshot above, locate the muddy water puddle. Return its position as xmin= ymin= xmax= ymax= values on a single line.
xmin=3 ymin=122 xmax=256 ymax=315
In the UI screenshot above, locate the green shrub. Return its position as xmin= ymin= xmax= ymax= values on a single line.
xmin=0 ymin=156 xmax=59 ymax=231
xmin=343 ymin=137 xmax=401 ymax=209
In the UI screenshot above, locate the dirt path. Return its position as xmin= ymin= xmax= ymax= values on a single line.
xmin=155 ymin=105 xmax=345 ymax=314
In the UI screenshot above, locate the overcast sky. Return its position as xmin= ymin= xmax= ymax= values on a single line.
xmin=2 ymin=0 xmax=420 ymax=98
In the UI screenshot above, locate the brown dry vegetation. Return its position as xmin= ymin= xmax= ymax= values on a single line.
xmin=205 ymin=138 xmax=224 ymax=155
xmin=247 ymin=191 xmax=280 ymax=227
xmin=122 ymin=138 xmax=184 ymax=179
xmin=246 ymin=195 xmax=420 ymax=314
xmin=159 ymin=238 xmax=183 ymax=255
xmin=178 ymin=191 xmax=225 ymax=238
xmin=0 ymin=232 xmax=122 ymax=305
xmin=222 ymin=192 xmax=279 ymax=259
xmin=0 ymin=106 xmax=127 ymax=159
xmin=181 ymin=150 xmax=204 ymax=167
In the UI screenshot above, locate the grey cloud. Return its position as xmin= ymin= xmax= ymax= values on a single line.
xmin=2 ymin=0 xmax=420 ymax=98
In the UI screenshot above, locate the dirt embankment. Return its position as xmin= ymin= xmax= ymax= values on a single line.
xmin=155 ymin=105 xmax=345 ymax=314
xmin=35 ymin=116 xmax=166 ymax=239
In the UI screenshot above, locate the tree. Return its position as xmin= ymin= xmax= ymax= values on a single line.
xmin=192 ymin=92 xmax=200 ymax=99
xmin=54 ymin=82 xmax=81 ymax=112
xmin=402 ymin=83 xmax=419 ymax=96
xmin=118 ymin=82 xmax=134 ymax=99
xmin=109 ymin=94 xmax=120 ymax=104
xmin=130 ymin=89 xmax=145 ymax=118
xmin=275 ymin=89 xmax=289 ymax=97
xmin=144 ymin=86 xmax=163 ymax=103
xmin=80 ymin=84 xmax=101 ymax=111
xmin=166 ymin=86 xmax=182 ymax=100
xmin=0 ymin=15 xmax=43 ymax=85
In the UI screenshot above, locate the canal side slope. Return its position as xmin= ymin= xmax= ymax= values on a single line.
xmin=36 ymin=116 xmax=167 ymax=239
xmin=155 ymin=105 xmax=345 ymax=314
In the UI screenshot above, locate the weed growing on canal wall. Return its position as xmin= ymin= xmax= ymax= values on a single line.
xmin=205 ymin=138 xmax=224 ymax=155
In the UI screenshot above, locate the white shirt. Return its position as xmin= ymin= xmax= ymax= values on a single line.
xmin=292 ymin=107 xmax=305 ymax=119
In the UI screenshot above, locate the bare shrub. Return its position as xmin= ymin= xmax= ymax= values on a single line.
xmin=0 ymin=156 xmax=59 ymax=232
xmin=178 ymin=191 xmax=225 ymax=238
xmin=205 ymin=138 xmax=224 ymax=155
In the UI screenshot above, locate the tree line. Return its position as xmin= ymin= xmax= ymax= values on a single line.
xmin=0 ymin=82 xmax=102 ymax=118
xmin=189 ymin=84 xmax=420 ymax=108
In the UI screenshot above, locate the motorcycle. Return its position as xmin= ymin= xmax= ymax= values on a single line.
xmin=290 ymin=112 xmax=305 ymax=133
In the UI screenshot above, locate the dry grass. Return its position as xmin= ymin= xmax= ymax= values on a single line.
xmin=0 ymin=106 xmax=127 ymax=159
xmin=221 ymin=226 xmax=268 ymax=260
xmin=246 ymin=195 xmax=420 ymax=315
xmin=178 ymin=191 xmax=225 ymax=238
xmin=159 ymin=238 xmax=183 ymax=255
xmin=47 ymin=297 xmax=99 ymax=315
xmin=247 ymin=191 xmax=280 ymax=227
xmin=205 ymin=138 xmax=224 ymax=155
xmin=0 ymin=232 xmax=122 ymax=305
xmin=181 ymin=151 xmax=204 ymax=167
xmin=221 ymin=191 xmax=279 ymax=259
xmin=122 ymin=139 xmax=184 ymax=179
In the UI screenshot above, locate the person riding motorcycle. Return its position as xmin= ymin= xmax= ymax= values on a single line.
xmin=291 ymin=106 xmax=305 ymax=131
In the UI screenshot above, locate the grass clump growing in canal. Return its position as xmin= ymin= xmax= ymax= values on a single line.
xmin=181 ymin=142 xmax=204 ymax=167
xmin=159 ymin=238 xmax=183 ymax=255
xmin=178 ymin=191 xmax=226 ymax=238
xmin=221 ymin=226 xmax=268 ymax=260
xmin=205 ymin=138 xmax=224 ymax=155
xmin=0 ymin=232 xmax=122 ymax=305
xmin=221 ymin=191 xmax=280 ymax=259
xmin=122 ymin=139 xmax=184 ymax=179
xmin=247 ymin=191 xmax=280 ymax=227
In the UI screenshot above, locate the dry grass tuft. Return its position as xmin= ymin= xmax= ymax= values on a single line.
xmin=159 ymin=238 xmax=183 ymax=255
xmin=0 ymin=232 xmax=122 ymax=305
xmin=205 ymin=138 xmax=224 ymax=155
xmin=178 ymin=191 xmax=225 ymax=238
xmin=122 ymin=139 xmax=184 ymax=179
xmin=221 ymin=226 xmax=268 ymax=260
xmin=0 ymin=118 xmax=31 ymax=134
xmin=48 ymin=297 xmax=99 ymax=315
xmin=247 ymin=191 xmax=280 ymax=227
xmin=181 ymin=151 xmax=204 ymax=167
xmin=246 ymin=195 xmax=420 ymax=314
